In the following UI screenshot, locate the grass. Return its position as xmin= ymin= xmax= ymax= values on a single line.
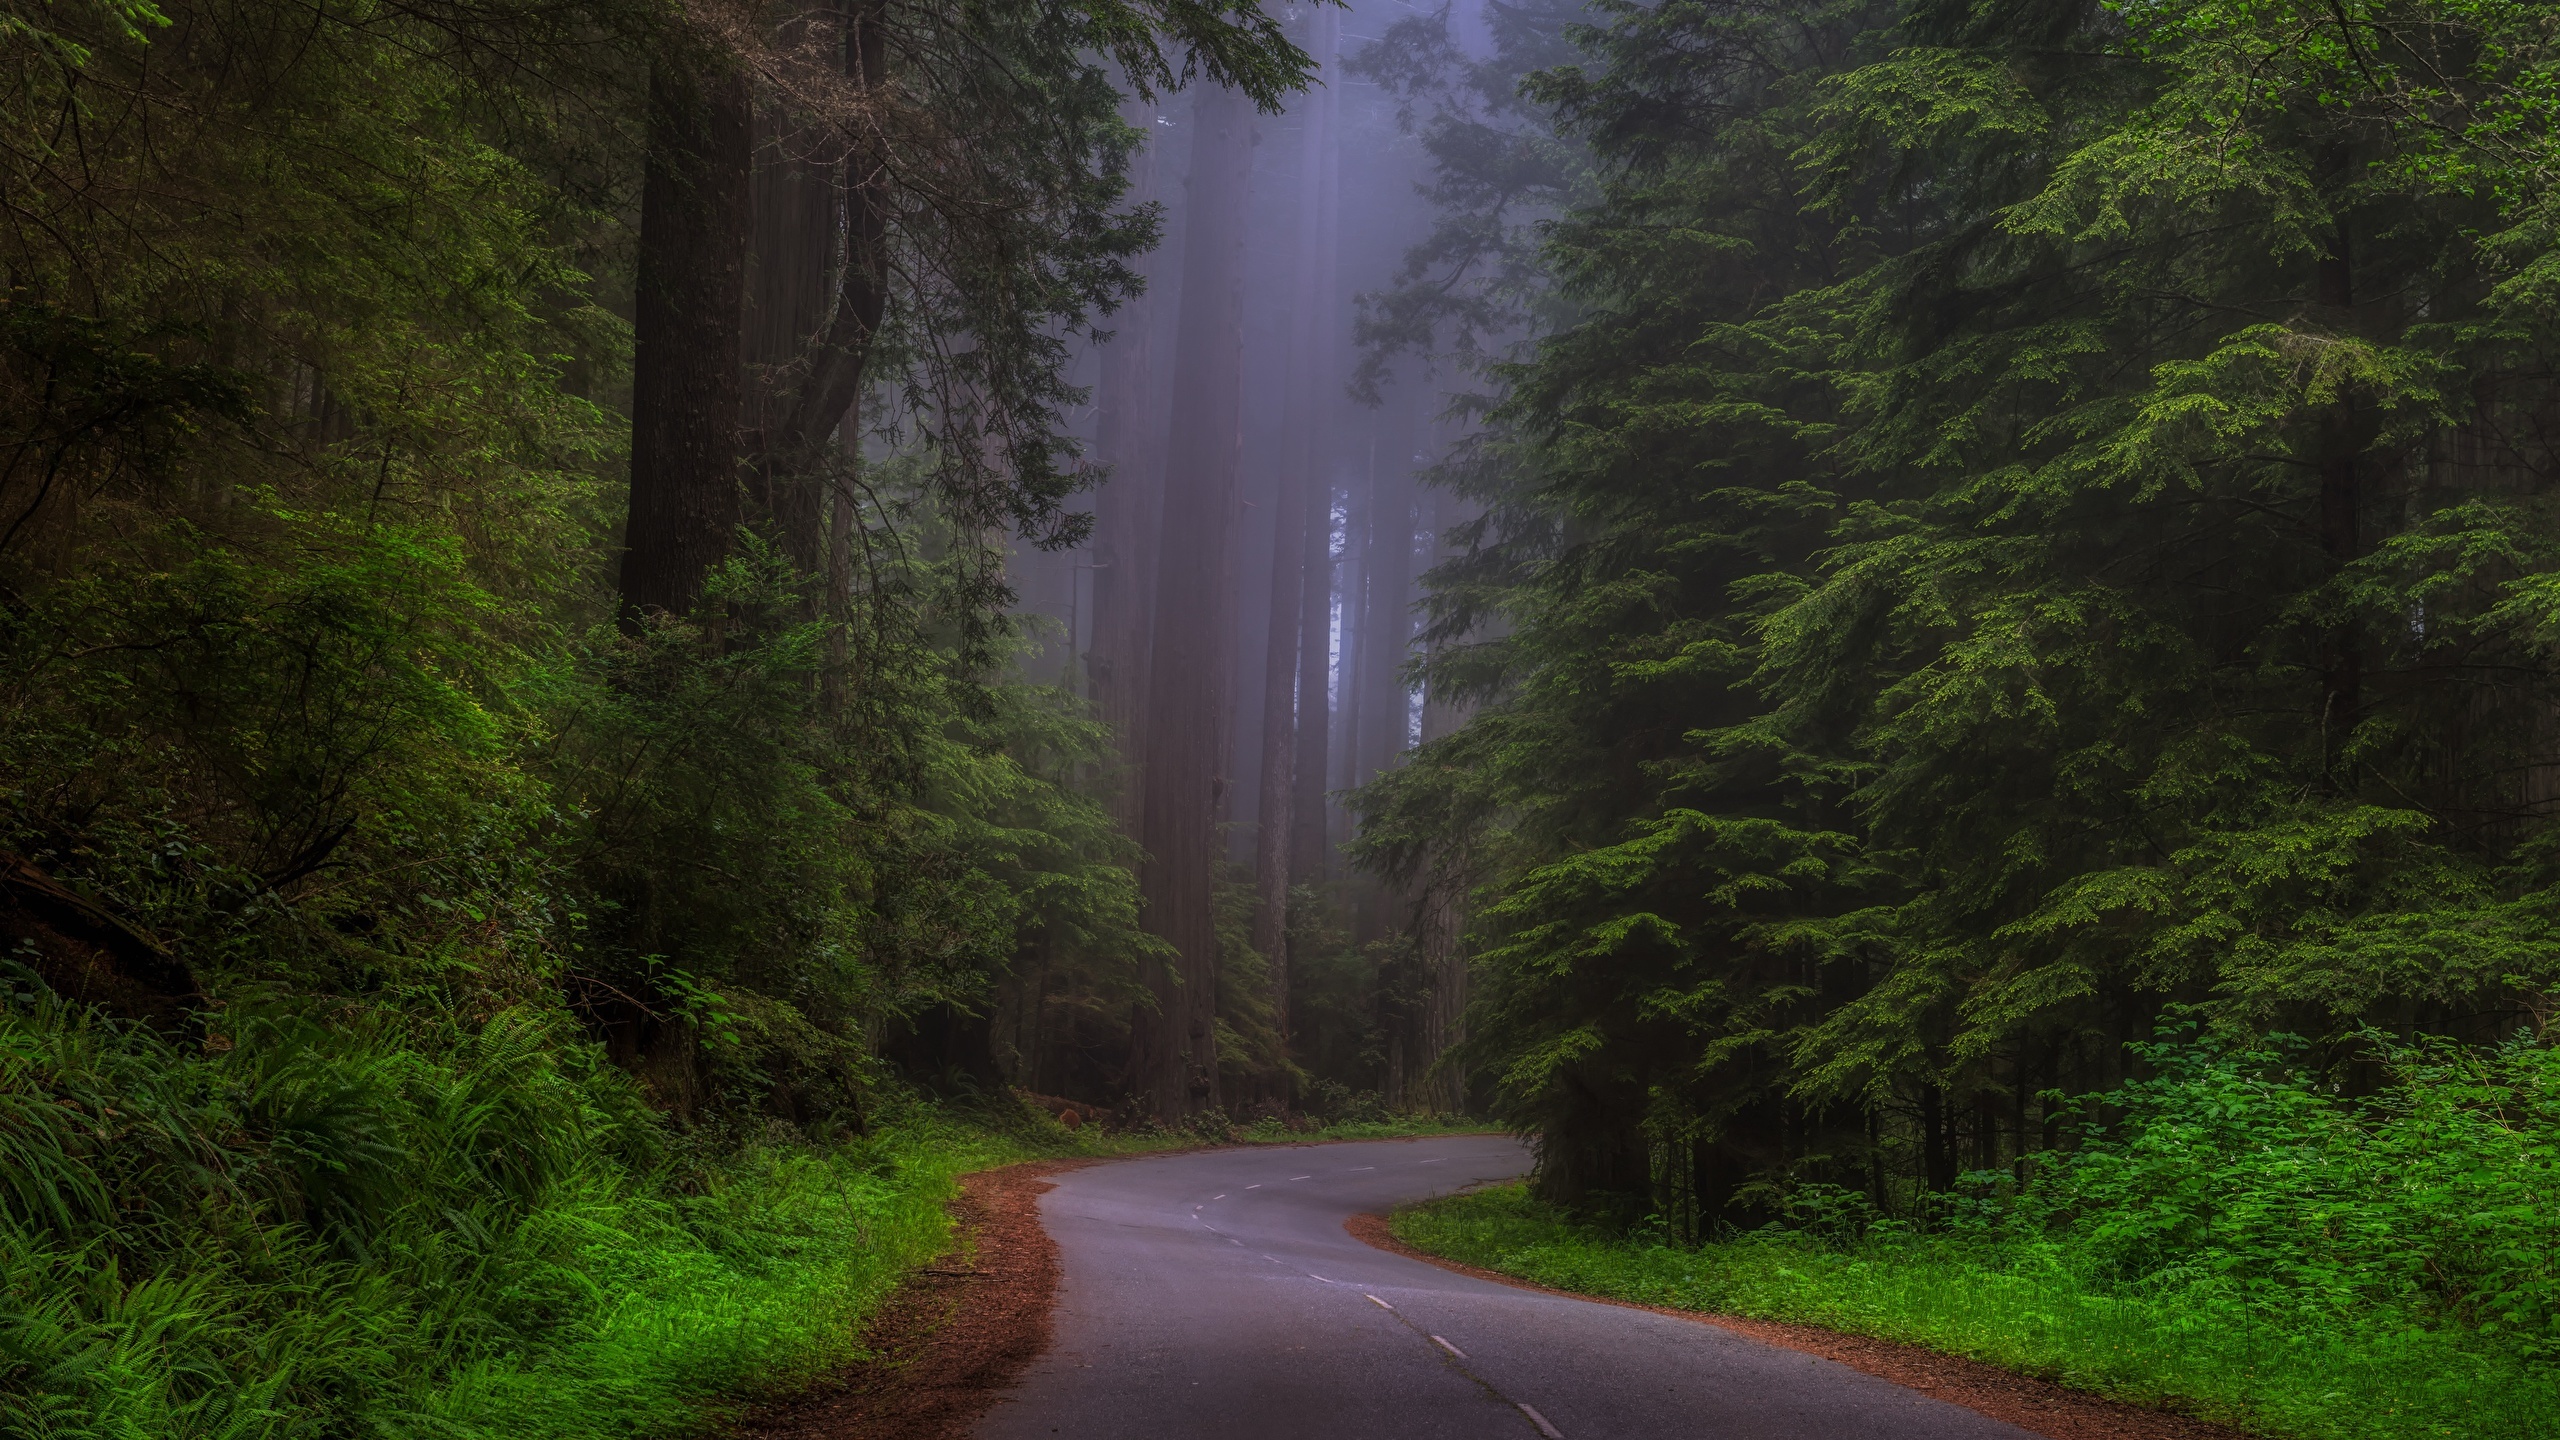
xmin=0 ymin=970 xmax=1497 ymax=1440
xmin=412 ymin=1114 xmax=1056 ymax=1437
xmin=0 ymin=985 xmax=1214 ymax=1440
xmin=1390 ymin=1184 xmax=2560 ymax=1440
xmin=412 ymin=1111 xmax=1488 ymax=1435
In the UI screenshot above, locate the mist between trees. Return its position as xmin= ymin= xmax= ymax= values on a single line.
xmin=10 ymin=0 xmax=2560 ymax=1430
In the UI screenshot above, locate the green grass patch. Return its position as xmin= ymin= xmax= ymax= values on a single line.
xmin=412 ymin=1114 xmax=1057 ymax=1438
xmin=0 ymin=987 xmax=1190 ymax=1440
xmin=0 ymin=973 xmax=1496 ymax=1440
xmin=1392 ymin=1184 xmax=2560 ymax=1440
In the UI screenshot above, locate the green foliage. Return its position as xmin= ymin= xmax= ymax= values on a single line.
xmin=0 ymin=0 xmax=1313 ymax=1426
xmin=1358 ymin=0 xmax=2560 ymax=1255
xmin=0 ymin=979 xmax=1075 ymax=1440
xmin=2021 ymin=1031 xmax=2560 ymax=1354
xmin=1396 ymin=1031 xmax=2560 ymax=1437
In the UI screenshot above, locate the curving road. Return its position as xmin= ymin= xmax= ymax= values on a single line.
xmin=975 ymin=1134 xmax=2033 ymax=1440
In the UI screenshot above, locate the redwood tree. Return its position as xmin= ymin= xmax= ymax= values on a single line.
xmin=1132 ymin=83 xmax=1253 ymax=1120
xmin=621 ymin=33 xmax=751 ymax=628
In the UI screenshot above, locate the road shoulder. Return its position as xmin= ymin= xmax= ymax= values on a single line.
xmin=730 ymin=1158 xmax=1089 ymax=1440
xmin=1345 ymin=1212 xmax=2259 ymax=1440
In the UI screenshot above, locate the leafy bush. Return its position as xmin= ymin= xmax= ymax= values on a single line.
xmin=0 ymin=980 xmax=1037 ymax=1440
xmin=2020 ymin=1032 xmax=2560 ymax=1356
xmin=1392 ymin=1024 xmax=2560 ymax=1434
xmin=1394 ymin=1031 xmax=2560 ymax=1439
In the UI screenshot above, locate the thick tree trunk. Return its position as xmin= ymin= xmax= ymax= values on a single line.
xmin=1411 ymin=870 xmax=1466 ymax=1112
xmin=742 ymin=8 xmax=838 ymax=591
xmin=815 ymin=0 xmax=889 ymax=717
xmin=621 ymin=44 xmax=752 ymax=628
xmin=1090 ymin=101 xmax=1162 ymax=835
xmin=1251 ymin=18 xmax=1335 ymax=1033
xmin=1131 ymin=86 xmax=1253 ymax=1120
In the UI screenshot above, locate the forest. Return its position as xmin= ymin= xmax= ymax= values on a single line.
xmin=4 ymin=0 xmax=2559 ymax=1432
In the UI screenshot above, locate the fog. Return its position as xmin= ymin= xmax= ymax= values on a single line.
xmin=1009 ymin=0 xmax=1504 ymax=1022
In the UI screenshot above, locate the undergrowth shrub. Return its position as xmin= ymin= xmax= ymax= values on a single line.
xmin=2017 ymin=1032 xmax=2560 ymax=1357
xmin=1395 ymin=1030 xmax=2560 ymax=1440
xmin=0 ymin=979 xmax=1016 ymax=1440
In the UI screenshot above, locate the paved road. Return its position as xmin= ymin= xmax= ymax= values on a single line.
xmin=976 ymin=1134 xmax=2032 ymax=1440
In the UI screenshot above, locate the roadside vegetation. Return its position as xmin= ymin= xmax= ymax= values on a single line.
xmin=17 ymin=0 xmax=2560 ymax=1425
xmin=1346 ymin=0 xmax=2560 ymax=1423
xmin=0 ymin=0 xmax=1435 ymax=1432
xmin=1396 ymin=1029 xmax=2560 ymax=1440
xmin=0 ymin=971 xmax=1472 ymax=1439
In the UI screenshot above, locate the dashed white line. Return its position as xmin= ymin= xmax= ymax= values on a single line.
xmin=1229 ymin=1239 xmax=1244 ymax=1246
xmin=1420 ymin=1158 xmax=1445 ymax=1164
xmin=1518 ymin=1402 xmax=1564 ymax=1438
xmin=1432 ymin=1335 xmax=1467 ymax=1359
xmin=1246 ymin=1183 xmax=1261 ymax=1189
xmin=1307 ymin=1273 xmax=1332 ymax=1283
xmin=1350 ymin=1166 xmax=1375 ymax=1171
xmin=1365 ymin=1294 xmax=1394 ymax=1311
xmin=1290 ymin=1174 xmax=1311 ymax=1180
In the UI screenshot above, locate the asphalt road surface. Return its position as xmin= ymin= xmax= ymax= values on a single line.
xmin=975 ymin=1134 xmax=2034 ymax=1440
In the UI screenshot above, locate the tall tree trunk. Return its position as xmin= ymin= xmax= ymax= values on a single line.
xmin=1411 ymin=426 xmax=1474 ymax=1114
xmin=817 ymin=0 xmax=890 ymax=718
xmin=1090 ymin=99 xmax=1163 ymax=835
xmin=621 ymin=42 xmax=752 ymax=628
xmin=1289 ymin=475 xmax=1335 ymax=886
xmin=1357 ymin=389 xmax=1420 ymax=785
xmin=1417 ymin=478 xmax=1472 ymax=745
xmin=1332 ymin=464 xmax=1366 ymax=803
xmin=1251 ymin=15 xmax=1335 ymax=1035
xmin=1132 ymin=86 xmax=1252 ymax=1121
xmin=1412 ymin=868 xmax=1467 ymax=1112
xmin=742 ymin=12 xmax=835 ymax=592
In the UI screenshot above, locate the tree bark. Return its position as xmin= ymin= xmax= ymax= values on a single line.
xmin=742 ymin=6 xmax=840 ymax=591
xmin=1250 ymin=15 xmax=1336 ymax=1035
xmin=621 ymin=41 xmax=752 ymax=628
xmin=815 ymin=0 xmax=890 ymax=717
xmin=1131 ymin=85 xmax=1253 ymax=1120
xmin=1411 ymin=869 xmax=1466 ymax=1112
xmin=1091 ymin=99 xmax=1163 ymax=835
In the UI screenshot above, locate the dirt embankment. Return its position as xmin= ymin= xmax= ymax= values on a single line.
xmin=731 ymin=1159 xmax=1086 ymax=1440
xmin=1345 ymin=1212 xmax=2260 ymax=1440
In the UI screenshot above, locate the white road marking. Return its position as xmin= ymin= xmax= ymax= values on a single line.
xmin=1307 ymin=1273 xmax=1332 ymax=1283
xmin=1246 ymin=1183 xmax=1261 ymax=1189
xmin=1366 ymin=1294 xmax=1394 ymax=1311
xmin=1519 ymin=1402 xmax=1564 ymax=1438
xmin=1214 ymin=1194 xmax=1226 ymax=1200
xmin=1420 ymin=1158 xmax=1445 ymax=1164
xmin=1432 ymin=1335 xmax=1466 ymax=1359
xmin=1291 ymin=1175 xmax=1311 ymax=1180
xmin=1351 ymin=1166 xmax=1375 ymax=1171
xmin=1230 ymin=1239 xmax=1244 ymax=1246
